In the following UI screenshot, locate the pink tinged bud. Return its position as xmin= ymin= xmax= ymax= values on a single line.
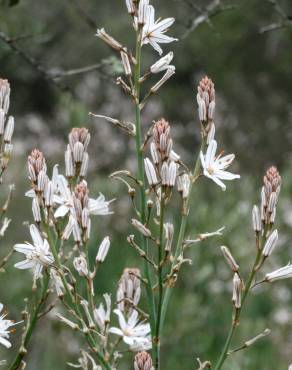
xmin=267 ymin=192 xmax=277 ymax=213
xmin=252 ymin=205 xmax=261 ymax=232
xmin=262 ymin=229 xmax=278 ymax=257
xmin=208 ymin=100 xmax=216 ymax=120
xmin=150 ymin=52 xmax=174 ymax=74
xmin=150 ymin=66 xmax=175 ymax=93
xmin=161 ymin=162 xmax=168 ymax=186
xmin=32 ymin=198 xmax=41 ymax=223
xmin=150 ymin=142 xmax=160 ymax=164
xmin=96 ymin=236 xmax=110 ymax=263
xmin=73 ymin=142 xmax=84 ymax=163
xmin=72 ymin=221 xmax=81 ymax=242
xmin=131 ymin=218 xmax=151 ymax=237
xmin=164 ymin=222 xmax=174 ymax=252
xmin=232 ymin=272 xmax=241 ymax=308
xmin=168 ymin=161 xmax=177 ymax=187
xmin=270 ymin=207 xmax=276 ymax=224
xmin=4 ymin=116 xmax=14 ymax=143
xmin=134 ymin=351 xmax=154 ymax=370
xmin=0 ymin=109 xmax=5 ymax=135
xmin=80 ymin=152 xmax=89 ymax=178
xmin=121 ymin=51 xmax=132 ymax=76
xmin=221 ymin=246 xmax=239 ymax=272
xmin=65 ymin=147 xmax=74 ymax=177
xmin=144 ymin=158 xmax=158 ymax=186
xmin=197 ymin=95 xmax=207 ymax=122
xmin=44 ymin=181 xmax=53 ymax=207
xmin=96 ymin=28 xmax=123 ymax=51
xmin=81 ymin=208 xmax=89 ymax=229
xmin=37 ymin=170 xmax=47 ymax=192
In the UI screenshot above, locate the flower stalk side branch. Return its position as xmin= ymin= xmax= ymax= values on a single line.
xmin=133 ymin=25 xmax=157 ymax=338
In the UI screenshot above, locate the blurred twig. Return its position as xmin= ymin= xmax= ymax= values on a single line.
xmin=0 ymin=30 xmax=69 ymax=92
xmin=69 ymin=0 xmax=97 ymax=30
xmin=180 ymin=0 xmax=236 ymax=39
xmin=260 ymin=0 xmax=292 ymax=33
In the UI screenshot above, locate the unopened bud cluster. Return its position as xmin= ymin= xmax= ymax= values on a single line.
xmin=0 ymin=79 xmax=15 ymax=172
xmin=144 ymin=119 xmax=179 ymax=195
xmin=117 ymin=268 xmax=141 ymax=317
xmin=196 ymin=76 xmax=215 ymax=135
xmin=66 ymin=127 xmax=90 ymax=178
xmin=134 ymin=351 xmax=154 ymax=370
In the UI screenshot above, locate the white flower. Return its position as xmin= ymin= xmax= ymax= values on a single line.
xmin=200 ymin=140 xmax=240 ymax=191
xmin=109 ymin=309 xmax=151 ymax=351
xmin=54 ymin=176 xmax=113 ymax=218
xmin=93 ymin=294 xmax=111 ymax=332
xmin=0 ymin=303 xmax=19 ymax=348
xmin=265 ymin=264 xmax=292 ymax=282
xmin=142 ymin=5 xmax=177 ymax=55
xmin=14 ymin=224 xmax=54 ymax=280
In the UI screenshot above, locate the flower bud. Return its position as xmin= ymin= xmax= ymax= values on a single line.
xmin=73 ymin=255 xmax=88 ymax=277
xmin=164 ymin=222 xmax=174 ymax=252
xmin=262 ymin=229 xmax=278 ymax=257
xmin=252 ymin=205 xmax=261 ymax=232
xmin=3 ymin=116 xmax=14 ymax=143
xmin=134 ymin=352 xmax=154 ymax=370
xmin=144 ymin=158 xmax=158 ymax=186
xmin=150 ymin=66 xmax=175 ymax=93
xmin=96 ymin=236 xmax=110 ymax=263
xmin=150 ymin=52 xmax=174 ymax=74
xmin=96 ymin=28 xmax=123 ymax=51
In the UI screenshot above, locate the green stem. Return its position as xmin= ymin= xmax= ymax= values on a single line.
xmin=133 ymin=28 xmax=156 ymax=336
xmin=45 ymin=225 xmax=110 ymax=370
xmin=214 ymin=227 xmax=270 ymax=370
xmin=154 ymin=193 xmax=165 ymax=370
xmin=160 ymin=138 xmax=206 ymax=329
xmin=8 ymin=273 xmax=50 ymax=370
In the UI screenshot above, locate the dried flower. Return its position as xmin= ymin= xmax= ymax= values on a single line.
xmin=221 ymin=246 xmax=239 ymax=272
xmin=200 ymin=140 xmax=240 ymax=191
xmin=96 ymin=28 xmax=123 ymax=51
xmin=131 ymin=219 xmax=152 ymax=237
xmin=73 ymin=255 xmax=88 ymax=277
xmin=134 ymin=351 xmax=154 ymax=370
xmin=232 ymin=273 xmax=241 ymax=308
xmin=164 ymin=222 xmax=174 ymax=252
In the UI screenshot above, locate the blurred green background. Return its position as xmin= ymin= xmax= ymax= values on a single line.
xmin=0 ymin=0 xmax=292 ymax=369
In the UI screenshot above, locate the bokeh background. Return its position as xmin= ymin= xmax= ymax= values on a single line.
xmin=1 ymin=0 xmax=292 ymax=369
